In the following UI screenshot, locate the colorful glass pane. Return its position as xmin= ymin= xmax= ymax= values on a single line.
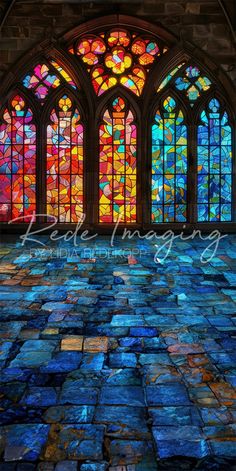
xmin=175 ymin=66 xmax=211 ymax=106
xmin=108 ymin=30 xmax=130 ymax=48
xmin=197 ymin=98 xmax=232 ymax=222
xmin=152 ymin=96 xmax=188 ymax=222
xmin=77 ymin=38 xmax=106 ymax=65
xmin=92 ymin=67 xmax=117 ymax=96
xmin=50 ymin=60 xmax=77 ymax=89
xmin=46 ymin=95 xmax=83 ymax=222
xmin=23 ymin=64 xmax=60 ymax=101
xmin=71 ymin=29 xmax=166 ymax=96
xmin=157 ymin=63 xmax=185 ymax=92
xmin=99 ymin=97 xmax=136 ymax=223
xmin=132 ymin=38 xmax=159 ymax=65
xmin=120 ymin=66 xmax=146 ymax=96
xmin=157 ymin=64 xmax=211 ymax=106
xmin=0 ymin=95 xmax=36 ymax=222
xmin=105 ymin=48 xmax=132 ymax=74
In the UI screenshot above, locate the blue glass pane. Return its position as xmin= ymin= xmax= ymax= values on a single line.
xmin=152 ymin=97 xmax=188 ymax=223
xmin=197 ymin=100 xmax=232 ymax=222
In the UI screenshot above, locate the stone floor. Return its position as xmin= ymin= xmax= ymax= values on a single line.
xmin=0 ymin=233 xmax=236 ymax=470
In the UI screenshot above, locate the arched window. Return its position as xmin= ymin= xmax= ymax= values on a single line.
xmin=99 ymin=96 xmax=136 ymax=223
xmin=152 ymin=96 xmax=187 ymax=223
xmin=0 ymin=17 xmax=234 ymax=228
xmin=0 ymin=95 xmax=36 ymax=222
xmin=46 ymin=95 xmax=84 ymax=223
xmin=197 ymin=98 xmax=232 ymax=222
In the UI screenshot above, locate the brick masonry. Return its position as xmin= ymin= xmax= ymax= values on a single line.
xmin=0 ymin=0 xmax=235 ymax=88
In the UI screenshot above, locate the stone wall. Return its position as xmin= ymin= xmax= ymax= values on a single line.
xmin=0 ymin=0 xmax=235 ymax=88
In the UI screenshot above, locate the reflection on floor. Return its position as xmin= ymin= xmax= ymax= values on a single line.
xmin=0 ymin=234 xmax=236 ymax=470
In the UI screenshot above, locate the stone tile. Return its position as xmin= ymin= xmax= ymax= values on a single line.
xmin=109 ymin=440 xmax=155 ymax=466
xmin=43 ymin=424 xmax=105 ymax=461
xmin=19 ymin=329 xmax=40 ymax=340
xmin=20 ymin=387 xmax=57 ymax=407
xmin=142 ymin=365 xmax=181 ymax=385
xmin=109 ymin=353 xmax=137 ymax=368
xmin=152 ymin=426 xmax=210 ymax=459
xmin=139 ymin=354 xmax=172 ymax=366
xmin=146 ymin=383 xmax=191 ymax=406
xmin=40 ymin=352 xmax=82 ymax=373
xmin=43 ymin=405 xmax=95 ymax=424
xmin=209 ymin=382 xmax=236 ymax=406
xmin=60 ymin=381 xmax=98 ymax=405
xmin=61 ymin=336 xmax=83 ymax=351
xmin=83 ymin=337 xmax=108 ymax=353
xmin=100 ymin=386 xmax=145 ymax=406
xmin=149 ymin=406 xmax=202 ymax=426
xmin=94 ymin=405 xmax=149 ymax=438
xmin=10 ymin=351 xmax=53 ymax=368
xmin=111 ymin=315 xmax=145 ymax=326
xmin=209 ymin=440 xmax=236 ymax=457
xmin=2 ymin=424 xmax=50 ymax=461
xmin=199 ymin=406 xmax=234 ymax=425
xmin=42 ymin=302 xmax=72 ymax=312
xmin=105 ymin=368 xmax=141 ymax=386
xmin=80 ymin=353 xmax=105 ymax=371
xmin=129 ymin=327 xmax=158 ymax=337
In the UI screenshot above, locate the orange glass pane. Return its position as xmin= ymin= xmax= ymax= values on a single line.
xmin=99 ymin=97 xmax=137 ymax=223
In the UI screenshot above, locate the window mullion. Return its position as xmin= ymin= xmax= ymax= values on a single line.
xmin=188 ymin=122 xmax=197 ymax=224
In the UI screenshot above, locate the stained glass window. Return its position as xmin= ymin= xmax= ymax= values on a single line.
xmin=70 ymin=29 xmax=167 ymax=96
xmin=99 ymin=97 xmax=136 ymax=223
xmin=157 ymin=64 xmax=211 ymax=106
xmin=197 ymin=98 xmax=232 ymax=222
xmin=152 ymin=96 xmax=188 ymax=222
xmin=46 ymin=95 xmax=83 ymax=222
xmin=0 ymin=95 xmax=36 ymax=222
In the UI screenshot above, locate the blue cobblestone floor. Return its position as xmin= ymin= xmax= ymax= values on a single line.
xmin=0 ymin=234 xmax=236 ymax=470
